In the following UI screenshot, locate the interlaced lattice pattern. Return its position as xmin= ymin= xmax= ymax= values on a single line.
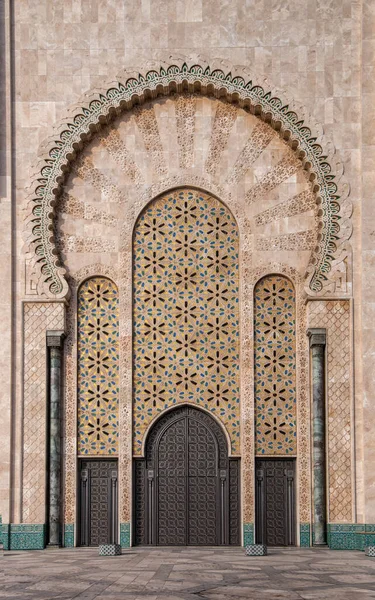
xmin=23 ymin=303 xmax=65 ymax=523
xmin=133 ymin=189 xmax=240 ymax=454
xmin=254 ymin=276 xmax=297 ymax=455
xmin=308 ymin=300 xmax=352 ymax=522
xmin=77 ymin=278 xmax=119 ymax=455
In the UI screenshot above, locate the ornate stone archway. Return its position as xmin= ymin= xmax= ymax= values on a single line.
xmin=20 ymin=57 xmax=354 ymax=549
xmin=24 ymin=58 xmax=352 ymax=300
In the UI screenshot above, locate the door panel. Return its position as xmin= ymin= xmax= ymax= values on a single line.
xmin=256 ymin=458 xmax=296 ymax=546
xmin=187 ymin=418 xmax=217 ymax=545
xmin=79 ymin=460 xmax=118 ymax=547
xmin=134 ymin=406 xmax=240 ymax=546
xmin=157 ymin=418 xmax=187 ymax=545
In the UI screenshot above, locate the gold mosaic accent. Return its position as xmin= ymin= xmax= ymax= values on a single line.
xmin=133 ymin=188 xmax=240 ymax=454
xmin=77 ymin=277 xmax=119 ymax=455
xmin=254 ymin=275 xmax=297 ymax=455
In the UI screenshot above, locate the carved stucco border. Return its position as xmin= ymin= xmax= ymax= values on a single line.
xmin=243 ymin=264 xmax=310 ymax=527
xmin=24 ymin=57 xmax=352 ymax=300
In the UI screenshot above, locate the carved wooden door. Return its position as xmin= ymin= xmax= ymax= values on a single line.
xmin=79 ymin=460 xmax=118 ymax=546
xmin=157 ymin=417 xmax=187 ymax=545
xmin=134 ymin=406 xmax=240 ymax=546
xmin=255 ymin=458 xmax=295 ymax=546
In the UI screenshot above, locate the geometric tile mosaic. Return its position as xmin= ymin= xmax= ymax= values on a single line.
xmin=300 ymin=523 xmax=311 ymax=547
xmin=77 ymin=278 xmax=119 ymax=455
xmin=120 ymin=522 xmax=131 ymax=548
xmin=133 ymin=188 xmax=240 ymax=454
xmin=254 ymin=275 xmax=296 ymax=454
xmin=243 ymin=523 xmax=254 ymax=547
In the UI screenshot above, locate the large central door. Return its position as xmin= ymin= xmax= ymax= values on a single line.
xmin=134 ymin=406 xmax=240 ymax=546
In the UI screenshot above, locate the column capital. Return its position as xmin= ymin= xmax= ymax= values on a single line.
xmin=46 ymin=330 xmax=66 ymax=348
xmin=307 ymin=328 xmax=326 ymax=348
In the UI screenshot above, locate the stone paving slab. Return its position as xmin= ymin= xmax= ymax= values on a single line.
xmin=2 ymin=547 xmax=375 ymax=600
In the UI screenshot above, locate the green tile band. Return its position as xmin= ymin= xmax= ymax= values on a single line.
xmin=120 ymin=522 xmax=130 ymax=548
xmin=63 ymin=524 xmax=74 ymax=548
xmin=300 ymin=523 xmax=311 ymax=547
xmin=1 ymin=524 xmax=46 ymax=550
xmin=327 ymin=524 xmax=375 ymax=550
xmin=243 ymin=523 xmax=254 ymax=546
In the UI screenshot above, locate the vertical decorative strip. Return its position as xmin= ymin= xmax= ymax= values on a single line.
xmin=243 ymin=523 xmax=254 ymax=546
xmin=63 ymin=524 xmax=74 ymax=548
xmin=23 ymin=303 xmax=65 ymax=524
xmin=77 ymin=278 xmax=119 ymax=455
xmin=254 ymin=276 xmax=297 ymax=455
xmin=300 ymin=523 xmax=311 ymax=547
xmin=120 ymin=522 xmax=131 ymax=548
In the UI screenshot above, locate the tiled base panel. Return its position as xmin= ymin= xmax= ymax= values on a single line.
xmin=1 ymin=521 xmax=374 ymax=550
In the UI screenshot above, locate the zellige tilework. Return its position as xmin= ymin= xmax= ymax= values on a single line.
xmin=254 ymin=276 xmax=296 ymax=455
xmin=78 ymin=278 xmax=119 ymax=455
xmin=133 ymin=189 xmax=240 ymax=454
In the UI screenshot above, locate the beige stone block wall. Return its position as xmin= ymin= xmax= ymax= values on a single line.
xmin=0 ymin=0 xmax=371 ymax=525
xmin=0 ymin=0 xmax=13 ymax=525
xmin=361 ymin=0 xmax=375 ymax=524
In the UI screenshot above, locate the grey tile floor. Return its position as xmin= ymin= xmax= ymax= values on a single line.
xmin=2 ymin=546 xmax=375 ymax=600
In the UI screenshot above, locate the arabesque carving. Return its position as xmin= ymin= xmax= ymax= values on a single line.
xmin=24 ymin=58 xmax=351 ymax=299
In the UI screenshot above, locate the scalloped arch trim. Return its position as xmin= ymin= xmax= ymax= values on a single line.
xmin=27 ymin=61 xmax=346 ymax=298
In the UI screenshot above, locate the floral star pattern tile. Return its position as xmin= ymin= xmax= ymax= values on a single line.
xmin=254 ymin=275 xmax=296 ymax=454
xmin=78 ymin=277 xmax=119 ymax=455
xmin=133 ymin=189 xmax=240 ymax=454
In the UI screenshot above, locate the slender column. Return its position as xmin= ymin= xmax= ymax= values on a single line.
xmin=46 ymin=330 xmax=65 ymax=547
xmin=308 ymin=328 xmax=327 ymax=546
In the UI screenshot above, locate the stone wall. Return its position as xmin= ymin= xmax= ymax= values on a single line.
xmin=0 ymin=0 xmax=372 ymax=546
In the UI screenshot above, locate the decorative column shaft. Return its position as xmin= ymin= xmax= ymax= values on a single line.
xmin=46 ymin=330 xmax=65 ymax=547
xmin=308 ymin=328 xmax=327 ymax=546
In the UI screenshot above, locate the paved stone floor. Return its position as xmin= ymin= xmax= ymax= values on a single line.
xmin=2 ymin=546 xmax=375 ymax=600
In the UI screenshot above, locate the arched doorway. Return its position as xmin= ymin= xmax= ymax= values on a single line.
xmin=134 ymin=406 xmax=240 ymax=545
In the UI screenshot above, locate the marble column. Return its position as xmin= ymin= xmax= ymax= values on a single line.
xmin=308 ymin=328 xmax=327 ymax=546
xmin=46 ymin=330 xmax=65 ymax=547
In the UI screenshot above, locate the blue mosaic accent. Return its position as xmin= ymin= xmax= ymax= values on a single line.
xmin=1 ymin=522 xmax=10 ymax=551
xmin=0 ymin=524 xmax=46 ymax=550
xmin=120 ymin=522 xmax=130 ymax=548
xmin=327 ymin=524 xmax=375 ymax=550
xmin=64 ymin=524 xmax=74 ymax=548
xmin=243 ymin=523 xmax=254 ymax=546
xmin=362 ymin=525 xmax=375 ymax=550
xmin=300 ymin=523 xmax=311 ymax=547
